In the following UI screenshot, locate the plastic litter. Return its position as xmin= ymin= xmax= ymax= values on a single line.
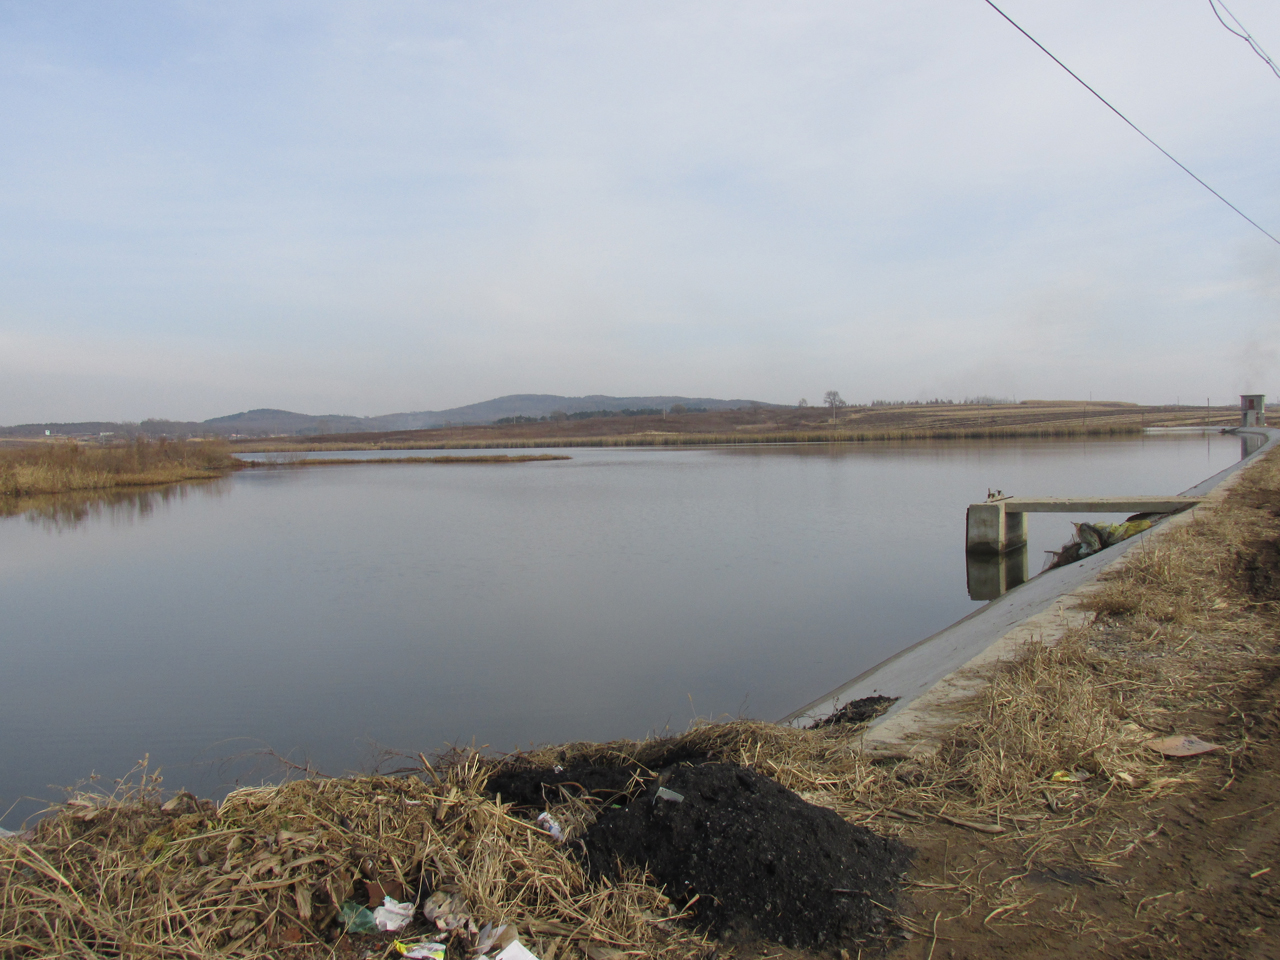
xmin=473 ymin=923 xmax=540 ymax=960
xmin=1146 ymin=734 xmax=1223 ymax=757
xmin=394 ymin=940 xmax=448 ymax=959
xmin=374 ymin=895 xmax=416 ymax=932
xmin=494 ymin=940 xmax=540 ymax=960
xmin=422 ymin=890 xmax=477 ymax=933
xmin=655 ymin=787 xmax=684 ymax=803
xmin=1048 ymin=517 xmax=1159 ymax=569
xmin=536 ymin=812 xmax=563 ymax=841
xmin=1095 ymin=518 xmax=1153 ymax=542
xmin=338 ymin=899 xmax=378 ymax=934
xmin=473 ymin=921 xmax=511 ymax=955
xmin=1050 ymin=769 xmax=1091 ymax=783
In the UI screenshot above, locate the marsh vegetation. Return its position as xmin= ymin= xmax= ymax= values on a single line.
xmin=0 ymin=439 xmax=239 ymax=505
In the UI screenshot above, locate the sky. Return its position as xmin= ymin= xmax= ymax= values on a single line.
xmin=2 ymin=1 xmax=1279 ymax=423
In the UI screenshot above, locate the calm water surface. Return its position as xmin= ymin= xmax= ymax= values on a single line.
xmin=0 ymin=432 xmax=1244 ymax=826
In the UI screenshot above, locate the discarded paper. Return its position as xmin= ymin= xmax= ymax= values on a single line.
xmin=374 ymin=895 xmax=416 ymax=932
xmin=1146 ymin=734 xmax=1223 ymax=757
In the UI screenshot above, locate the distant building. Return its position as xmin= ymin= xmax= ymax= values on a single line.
xmin=1241 ymin=394 xmax=1266 ymax=427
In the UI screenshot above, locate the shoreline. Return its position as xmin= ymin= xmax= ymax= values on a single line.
xmin=784 ymin=426 xmax=1280 ymax=749
xmin=243 ymin=453 xmax=572 ymax=466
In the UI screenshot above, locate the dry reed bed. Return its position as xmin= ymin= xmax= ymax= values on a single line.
xmin=1 ymin=753 xmax=695 ymax=960
xmin=3 ymin=447 xmax=1274 ymax=958
xmin=0 ymin=440 xmax=238 ymax=499
xmin=237 ymin=423 xmax=1145 ymax=454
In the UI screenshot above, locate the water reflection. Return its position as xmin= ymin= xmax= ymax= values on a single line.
xmin=966 ymin=544 xmax=1030 ymax=601
xmin=6 ymin=478 xmax=231 ymax=531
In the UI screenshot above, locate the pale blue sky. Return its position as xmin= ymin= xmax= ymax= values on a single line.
xmin=2 ymin=1 xmax=1278 ymax=422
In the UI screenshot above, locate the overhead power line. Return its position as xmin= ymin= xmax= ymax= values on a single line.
xmin=1209 ymin=0 xmax=1280 ymax=80
xmin=981 ymin=0 xmax=1280 ymax=247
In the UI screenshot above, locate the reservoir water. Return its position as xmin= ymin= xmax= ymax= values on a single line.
xmin=0 ymin=431 xmax=1246 ymax=827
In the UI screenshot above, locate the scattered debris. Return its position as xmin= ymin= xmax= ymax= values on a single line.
xmin=338 ymin=899 xmax=378 ymax=934
xmin=421 ymin=890 xmax=478 ymax=934
xmin=1047 ymin=515 xmax=1160 ymax=569
xmin=473 ymin=921 xmax=512 ymax=955
xmin=654 ymin=787 xmax=684 ymax=803
xmin=494 ymin=938 xmax=540 ymax=960
xmin=374 ymin=895 xmax=416 ymax=932
xmin=535 ymin=812 xmax=563 ymax=841
xmin=1146 ymin=734 xmax=1224 ymax=757
xmin=394 ymin=939 xmax=448 ymax=959
xmin=808 ymin=695 xmax=898 ymax=729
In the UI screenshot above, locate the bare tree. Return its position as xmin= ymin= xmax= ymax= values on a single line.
xmin=823 ymin=390 xmax=846 ymax=422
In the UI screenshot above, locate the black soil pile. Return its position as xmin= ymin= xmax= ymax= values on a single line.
xmin=488 ymin=762 xmax=644 ymax=808
xmin=808 ymin=695 xmax=898 ymax=729
xmin=579 ymin=763 xmax=910 ymax=949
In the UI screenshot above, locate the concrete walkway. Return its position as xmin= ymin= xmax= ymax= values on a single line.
xmin=781 ymin=427 xmax=1280 ymax=755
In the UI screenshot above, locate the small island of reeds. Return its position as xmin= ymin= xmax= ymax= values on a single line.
xmin=0 ymin=439 xmax=241 ymax=504
xmin=268 ymin=454 xmax=572 ymax=466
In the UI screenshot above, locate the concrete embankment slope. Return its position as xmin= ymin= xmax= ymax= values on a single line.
xmin=782 ymin=427 xmax=1280 ymax=754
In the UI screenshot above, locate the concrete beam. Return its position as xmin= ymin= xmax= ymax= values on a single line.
xmin=999 ymin=496 xmax=1202 ymax=513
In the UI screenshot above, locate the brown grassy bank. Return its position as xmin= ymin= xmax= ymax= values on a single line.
xmin=0 ymin=439 xmax=240 ymax=502
xmin=265 ymin=454 xmax=572 ymax=466
xmin=233 ymin=400 xmax=1230 ymax=452
xmin=2 ymin=440 xmax=1276 ymax=959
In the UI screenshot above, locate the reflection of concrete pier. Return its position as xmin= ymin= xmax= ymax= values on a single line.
xmin=965 ymin=495 xmax=1202 ymax=555
xmin=966 ymin=544 xmax=1028 ymax=600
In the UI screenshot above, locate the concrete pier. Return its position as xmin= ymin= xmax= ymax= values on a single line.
xmin=965 ymin=495 xmax=1202 ymax=554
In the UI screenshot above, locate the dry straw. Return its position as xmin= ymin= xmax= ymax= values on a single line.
xmin=0 ymin=439 xmax=237 ymax=503
xmin=1 ymin=752 xmax=697 ymax=959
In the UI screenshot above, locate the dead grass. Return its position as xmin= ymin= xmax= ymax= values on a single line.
xmin=1 ymin=753 xmax=700 ymax=960
xmin=276 ymin=455 xmax=572 ymax=466
xmin=0 ymin=439 xmax=239 ymax=501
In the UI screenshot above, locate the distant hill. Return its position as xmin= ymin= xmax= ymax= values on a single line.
xmin=0 ymin=395 xmax=773 ymax=439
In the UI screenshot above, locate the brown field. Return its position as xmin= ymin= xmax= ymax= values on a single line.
xmin=232 ymin=400 xmax=1240 ymax=452
xmin=263 ymin=454 xmax=572 ymax=466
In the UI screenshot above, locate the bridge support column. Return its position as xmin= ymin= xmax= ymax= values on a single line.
xmin=966 ymin=499 xmax=1027 ymax=555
